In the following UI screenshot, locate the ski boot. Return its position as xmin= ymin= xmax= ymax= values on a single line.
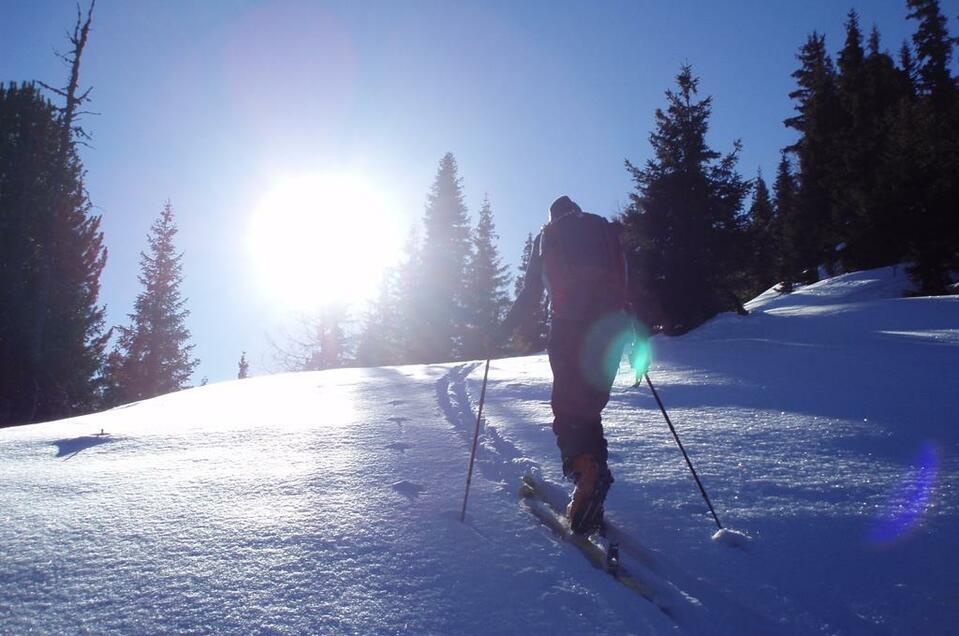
xmin=566 ymin=454 xmax=614 ymax=535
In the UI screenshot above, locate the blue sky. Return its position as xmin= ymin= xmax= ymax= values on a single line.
xmin=2 ymin=0 xmax=953 ymax=382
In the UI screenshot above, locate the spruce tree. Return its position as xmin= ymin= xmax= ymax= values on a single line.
xmin=108 ymin=202 xmax=199 ymax=403
xmin=773 ymin=153 xmax=799 ymax=292
xmin=784 ymin=32 xmax=843 ymax=280
xmin=833 ymin=10 xmax=868 ymax=266
xmin=0 ymin=3 xmax=105 ymax=426
xmin=855 ymin=27 xmax=914 ymax=268
xmin=746 ymin=170 xmax=778 ymax=293
xmin=462 ymin=196 xmax=511 ymax=358
xmin=0 ymin=83 xmax=108 ymax=426
xmin=906 ymin=0 xmax=955 ymax=104
xmin=833 ymin=13 xmax=912 ymax=269
xmin=620 ymin=65 xmax=751 ymax=334
xmin=410 ymin=153 xmax=472 ymax=362
xmin=902 ymin=0 xmax=958 ymax=294
xmin=356 ymin=228 xmax=420 ymax=366
xmin=355 ymin=274 xmax=397 ymax=367
xmin=238 ymin=352 xmax=249 ymax=379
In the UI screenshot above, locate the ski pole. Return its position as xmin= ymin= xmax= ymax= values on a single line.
xmin=639 ymin=372 xmax=723 ymax=530
xmin=460 ymin=358 xmax=491 ymax=523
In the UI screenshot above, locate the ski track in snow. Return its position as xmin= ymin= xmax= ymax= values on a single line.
xmin=437 ymin=361 xmax=795 ymax=634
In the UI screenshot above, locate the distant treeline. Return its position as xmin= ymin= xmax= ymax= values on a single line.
xmin=2 ymin=1 xmax=957 ymax=426
xmin=336 ymin=0 xmax=959 ymax=365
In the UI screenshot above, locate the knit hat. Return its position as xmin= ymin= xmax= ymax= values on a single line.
xmin=548 ymin=195 xmax=582 ymax=222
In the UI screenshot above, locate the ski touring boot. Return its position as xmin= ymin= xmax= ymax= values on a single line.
xmin=566 ymin=454 xmax=614 ymax=536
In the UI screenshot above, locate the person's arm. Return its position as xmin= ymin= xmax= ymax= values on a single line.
xmin=500 ymin=233 xmax=545 ymax=338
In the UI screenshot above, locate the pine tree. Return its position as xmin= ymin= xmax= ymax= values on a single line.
xmin=620 ymin=65 xmax=751 ymax=334
xmin=410 ymin=153 xmax=472 ymax=362
xmin=238 ymin=352 xmax=249 ymax=379
xmin=0 ymin=3 xmax=106 ymax=426
xmin=833 ymin=10 xmax=868 ymax=266
xmin=107 ymin=202 xmax=199 ymax=403
xmin=462 ymin=196 xmax=511 ymax=358
xmin=902 ymin=0 xmax=958 ymax=294
xmin=784 ymin=32 xmax=843 ymax=280
xmin=356 ymin=227 xmax=422 ymax=366
xmin=773 ymin=153 xmax=799 ymax=292
xmin=853 ymin=26 xmax=914 ymax=268
xmin=355 ymin=274 xmax=397 ymax=367
xmin=746 ymin=170 xmax=778 ymax=293
xmin=833 ymin=14 xmax=912 ymax=270
xmin=906 ymin=0 xmax=955 ymax=104
xmin=0 ymin=82 xmax=108 ymax=425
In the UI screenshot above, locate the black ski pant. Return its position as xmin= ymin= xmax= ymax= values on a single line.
xmin=548 ymin=312 xmax=630 ymax=476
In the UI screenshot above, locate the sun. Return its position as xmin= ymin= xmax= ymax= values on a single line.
xmin=247 ymin=172 xmax=402 ymax=311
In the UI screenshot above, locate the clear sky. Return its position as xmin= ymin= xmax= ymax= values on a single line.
xmin=2 ymin=0 xmax=954 ymax=382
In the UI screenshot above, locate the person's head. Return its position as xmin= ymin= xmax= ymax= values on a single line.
xmin=549 ymin=195 xmax=582 ymax=222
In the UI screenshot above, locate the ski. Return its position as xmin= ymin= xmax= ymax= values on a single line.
xmin=521 ymin=473 xmax=661 ymax=573
xmin=519 ymin=474 xmax=671 ymax=615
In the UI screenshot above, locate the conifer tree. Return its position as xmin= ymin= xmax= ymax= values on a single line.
xmin=784 ymin=32 xmax=843 ymax=280
xmin=355 ymin=275 xmax=397 ymax=367
xmin=0 ymin=83 xmax=109 ymax=425
xmin=853 ymin=26 xmax=914 ymax=268
xmin=902 ymin=0 xmax=958 ymax=294
xmin=906 ymin=0 xmax=956 ymax=104
xmin=410 ymin=153 xmax=472 ymax=362
xmin=107 ymin=202 xmax=199 ymax=403
xmin=832 ymin=13 xmax=912 ymax=269
xmin=833 ymin=10 xmax=868 ymax=265
xmin=0 ymin=2 xmax=105 ymax=426
xmin=238 ymin=352 xmax=249 ymax=379
xmin=773 ymin=153 xmax=799 ymax=292
xmin=620 ymin=65 xmax=750 ymax=334
xmin=746 ymin=170 xmax=778 ymax=293
xmin=462 ymin=196 xmax=511 ymax=358
xmin=356 ymin=229 xmax=421 ymax=366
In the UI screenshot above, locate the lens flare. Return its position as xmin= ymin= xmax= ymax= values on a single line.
xmin=867 ymin=441 xmax=939 ymax=547
xmin=579 ymin=312 xmax=647 ymax=391
xmin=629 ymin=323 xmax=652 ymax=380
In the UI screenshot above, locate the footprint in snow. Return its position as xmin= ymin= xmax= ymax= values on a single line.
xmin=386 ymin=442 xmax=413 ymax=453
xmin=388 ymin=400 xmax=406 ymax=406
xmin=392 ymin=480 xmax=425 ymax=500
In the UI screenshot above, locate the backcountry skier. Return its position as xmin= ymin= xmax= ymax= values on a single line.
xmin=500 ymin=195 xmax=633 ymax=535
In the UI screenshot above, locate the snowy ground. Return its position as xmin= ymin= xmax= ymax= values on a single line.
xmin=2 ymin=266 xmax=957 ymax=635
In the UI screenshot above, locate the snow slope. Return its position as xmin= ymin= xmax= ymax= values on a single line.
xmin=2 ymin=266 xmax=957 ymax=635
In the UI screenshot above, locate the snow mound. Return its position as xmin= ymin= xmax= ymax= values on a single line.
xmin=745 ymin=265 xmax=915 ymax=313
xmin=711 ymin=527 xmax=752 ymax=548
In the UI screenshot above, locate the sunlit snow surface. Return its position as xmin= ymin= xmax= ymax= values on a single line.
xmin=2 ymin=267 xmax=958 ymax=634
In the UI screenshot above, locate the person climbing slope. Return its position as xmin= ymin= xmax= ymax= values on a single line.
xmin=500 ymin=195 xmax=633 ymax=535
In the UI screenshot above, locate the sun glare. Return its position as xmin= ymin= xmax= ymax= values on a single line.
xmin=248 ymin=173 xmax=401 ymax=310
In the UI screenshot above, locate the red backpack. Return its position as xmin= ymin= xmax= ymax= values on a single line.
xmin=540 ymin=212 xmax=627 ymax=320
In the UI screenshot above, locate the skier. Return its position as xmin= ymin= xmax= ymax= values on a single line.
xmin=500 ymin=195 xmax=633 ymax=535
